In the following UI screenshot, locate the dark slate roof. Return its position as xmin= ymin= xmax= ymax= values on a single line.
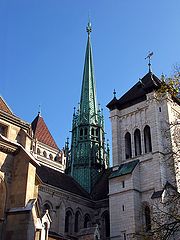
xmin=90 ymin=168 xmax=112 ymax=201
xmin=107 ymin=72 xmax=161 ymax=111
xmin=37 ymin=165 xmax=90 ymax=199
xmin=31 ymin=114 xmax=59 ymax=150
xmin=151 ymin=181 xmax=179 ymax=199
xmin=151 ymin=190 xmax=164 ymax=199
xmin=49 ymin=231 xmax=69 ymax=240
xmin=109 ymin=159 xmax=139 ymax=179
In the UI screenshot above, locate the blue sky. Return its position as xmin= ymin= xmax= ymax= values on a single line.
xmin=0 ymin=0 xmax=180 ymax=161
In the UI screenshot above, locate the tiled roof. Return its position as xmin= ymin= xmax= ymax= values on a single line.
xmin=36 ymin=165 xmax=91 ymax=199
xmin=0 ymin=96 xmax=13 ymax=114
xmin=31 ymin=114 xmax=59 ymax=150
xmin=109 ymin=159 xmax=139 ymax=179
xmin=107 ymin=72 xmax=161 ymax=111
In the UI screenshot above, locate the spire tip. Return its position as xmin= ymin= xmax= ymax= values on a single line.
xmin=113 ymin=89 xmax=116 ymax=98
xmin=86 ymin=21 xmax=92 ymax=35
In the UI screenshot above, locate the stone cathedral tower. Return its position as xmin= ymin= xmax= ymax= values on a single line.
xmin=66 ymin=22 xmax=109 ymax=193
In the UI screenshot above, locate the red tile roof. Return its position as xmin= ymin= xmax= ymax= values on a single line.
xmin=0 ymin=96 xmax=13 ymax=114
xmin=31 ymin=114 xmax=59 ymax=150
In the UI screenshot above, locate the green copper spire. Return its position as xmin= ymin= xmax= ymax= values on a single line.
xmin=80 ymin=21 xmax=98 ymax=124
xmin=66 ymin=22 xmax=109 ymax=193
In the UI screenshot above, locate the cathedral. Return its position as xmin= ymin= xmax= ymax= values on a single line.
xmin=0 ymin=22 xmax=180 ymax=240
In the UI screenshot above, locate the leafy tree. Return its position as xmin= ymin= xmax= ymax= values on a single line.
xmin=158 ymin=65 xmax=180 ymax=97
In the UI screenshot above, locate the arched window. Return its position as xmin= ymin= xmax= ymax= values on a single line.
xmin=65 ymin=211 xmax=72 ymax=233
xmin=43 ymin=203 xmax=50 ymax=211
xmin=134 ymin=129 xmax=142 ymax=156
xmin=43 ymin=151 xmax=47 ymax=158
xmin=37 ymin=148 xmax=41 ymax=155
xmin=84 ymin=214 xmax=91 ymax=228
xmin=49 ymin=154 xmax=53 ymax=160
xmin=84 ymin=128 xmax=88 ymax=136
xmin=145 ymin=206 xmax=151 ymax=231
xmin=74 ymin=211 xmax=81 ymax=233
xmin=80 ymin=128 xmax=83 ymax=136
xmin=144 ymin=125 xmax=152 ymax=153
xmin=125 ymin=132 xmax=132 ymax=159
xmin=102 ymin=211 xmax=110 ymax=238
xmin=80 ymin=128 xmax=83 ymax=140
xmin=84 ymin=128 xmax=88 ymax=139
xmin=96 ymin=129 xmax=99 ymax=136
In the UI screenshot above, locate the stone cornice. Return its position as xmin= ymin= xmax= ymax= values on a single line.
xmin=39 ymin=184 xmax=108 ymax=209
xmin=0 ymin=111 xmax=30 ymax=131
xmin=39 ymin=184 xmax=94 ymax=208
xmin=0 ymin=140 xmax=19 ymax=155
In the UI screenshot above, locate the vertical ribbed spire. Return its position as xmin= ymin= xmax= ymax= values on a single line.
xmin=79 ymin=21 xmax=98 ymax=124
xmin=66 ymin=22 xmax=109 ymax=193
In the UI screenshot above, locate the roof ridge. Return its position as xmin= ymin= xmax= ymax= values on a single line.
xmin=0 ymin=96 xmax=13 ymax=115
xmin=31 ymin=114 xmax=59 ymax=150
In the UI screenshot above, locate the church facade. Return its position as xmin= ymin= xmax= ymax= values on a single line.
xmin=107 ymin=69 xmax=180 ymax=239
xmin=0 ymin=23 xmax=180 ymax=240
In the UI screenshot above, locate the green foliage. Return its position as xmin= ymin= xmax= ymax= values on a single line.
xmin=158 ymin=66 xmax=180 ymax=97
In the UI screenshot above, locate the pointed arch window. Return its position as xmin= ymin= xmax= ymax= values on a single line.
xmin=0 ymin=124 xmax=8 ymax=137
xmin=84 ymin=128 xmax=88 ymax=135
xmin=74 ymin=211 xmax=81 ymax=233
xmin=95 ymin=128 xmax=99 ymax=141
xmin=96 ymin=128 xmax=99 ymax=136
xmin=102 ymin=211 xmax=110 ymax=238
xmin=65 ymin=211 xmax=72 ymax=233
xmin=80 ymin=128 xmax=83 ymax=136
xmin=125 ymin=132 xmax=132 ymax=159
xmin=80 ymin=128 xmax=83 ymax=140
xmin=144 ymin=125 xmax=152 ymax=153
xmin=43 ymin=151 xmax=47 ymax=158
xmin=84 ymin=214 xmax=91 ymax=228
xmin=134 ymin=129 xmax=142 ymax=156
xmin=43 ymin=203 xmax=52 ymax=217
xmin=145 ymin=206 xmax=151 ymax=231
xmin=37 ymin=148 xmax=41 ymax=155
xmin=91 ymin=128 xmax=95 ymax=140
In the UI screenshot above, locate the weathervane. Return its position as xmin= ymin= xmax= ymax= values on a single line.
xmin=145 ymin=51 xmax=153 ymax=73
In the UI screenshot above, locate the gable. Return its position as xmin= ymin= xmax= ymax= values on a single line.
xmin=31 ymin=114 xmax=59 ymax=150
xmin=0 ymin=96 xmax=13 ymax=115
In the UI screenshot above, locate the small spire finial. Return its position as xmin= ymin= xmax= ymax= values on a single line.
xmin=113 ymin=89 xmax=116 ymax=98
xmin=86 ymin=21 xmax=92 ymax=35
xmin=38 ymin=105 xmax=41 ymax=116
xmin=73 ymin=107 xmax=76 ymax=116
xmin=145 ymin=51 xmax=153 ymax=73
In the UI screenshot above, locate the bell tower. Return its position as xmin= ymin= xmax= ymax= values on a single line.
xmin=66 ymin=22 xmax=109 ymax=193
